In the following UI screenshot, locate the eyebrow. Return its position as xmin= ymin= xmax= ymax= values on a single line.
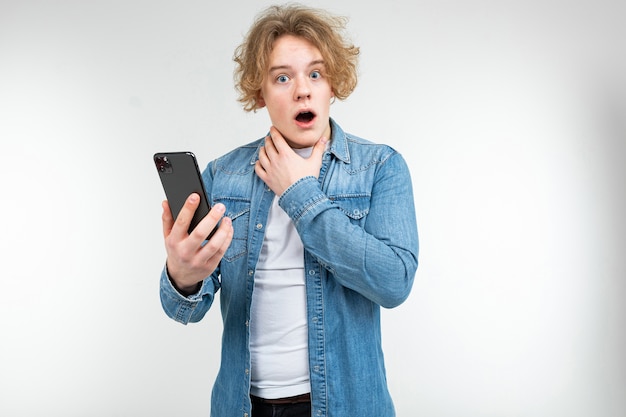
xmin=268 ymin=59 xmax=325 ymax=73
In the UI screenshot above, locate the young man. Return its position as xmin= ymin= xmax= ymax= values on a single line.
xmin=159 ymin=5 xmax=419 ymax=417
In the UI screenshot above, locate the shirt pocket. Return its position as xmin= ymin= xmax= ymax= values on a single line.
xmin=215 ymin=198 xmax=250 ymax=262
xmin=329 ymin=193 xmax=371 ymax=224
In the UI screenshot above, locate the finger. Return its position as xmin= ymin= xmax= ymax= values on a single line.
xmin=254 ymin=160 xmax=268 ymax=182
xmin=199 ymin=216 xmax=233 ymax=270
xmin=188 ymin=203 xmax=227 ymax=243
xmin=264 ymin=133 xmax=277 ymax=159
xmin=169 ymin=193 xmax=201 ymax=240
xmin=311 ymin=136 xmax=328 ymax=160
xmin=268 ymin=126 xmax=289 ymax=152
xmin=256 ymin=147 xmax=271 ymax=178
xmin=257 ymin=144 xmax=269 ymax=166
xmin=162 ymin=200 xmax=174 ymax=239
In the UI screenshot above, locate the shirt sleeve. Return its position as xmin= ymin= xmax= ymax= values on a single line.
xmin=159 ymin=265 xmax=221 ymax=324
xmin=278 ymin=151 xmax=419 ymax=308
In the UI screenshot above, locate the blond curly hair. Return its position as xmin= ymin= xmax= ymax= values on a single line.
xmin=233 ymin=4 xmax=360 ymax=112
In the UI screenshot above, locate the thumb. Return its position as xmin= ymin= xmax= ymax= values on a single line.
xmin=311 ymin=136 xmax=328 ymax=160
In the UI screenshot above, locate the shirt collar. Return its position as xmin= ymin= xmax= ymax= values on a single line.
xmin=250 ymin=117 xmax=351 ymax=165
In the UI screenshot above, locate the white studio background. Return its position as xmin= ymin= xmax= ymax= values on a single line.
xmin=0 ymin=0 xmax=624 ymax=416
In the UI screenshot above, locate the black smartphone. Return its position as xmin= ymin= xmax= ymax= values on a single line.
xmin=153 ymin=151 xmax=215 ymax=238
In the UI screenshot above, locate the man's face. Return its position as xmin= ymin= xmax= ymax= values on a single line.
xmin=258 ymin=34 xmax=333 ymax=149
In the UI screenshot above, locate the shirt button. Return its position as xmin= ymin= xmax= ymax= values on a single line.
xmin=245 ymin=369 xmax=249 ymax=375
xmin=308 ymin=270 xmax=315 ymax=275
xmin=244 ymin=414 xmax=249 ymax=417
xmin=256 ymin=223 xmax=263 ymax=230
xmin=245 ymin=320 xmax=249 ymax=327
xmin=313 ymin=365 xmax=320 ymax=372
xmin=248 ymin=270 xmax=254 ymax=276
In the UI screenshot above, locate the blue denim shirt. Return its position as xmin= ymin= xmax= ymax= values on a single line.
xmin=160 ymin=119 xmax=419 ymax=417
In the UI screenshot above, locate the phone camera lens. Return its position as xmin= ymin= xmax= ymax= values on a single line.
xmin=156 ymin=156 xmax=173 ymax=173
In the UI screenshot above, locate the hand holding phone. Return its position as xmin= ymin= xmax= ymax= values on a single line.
xmin=154 ymin=151 xmax=232 ymax=294
xmin=154 ymin=152 xmax=215 ymax=238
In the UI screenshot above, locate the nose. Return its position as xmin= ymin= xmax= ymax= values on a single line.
xmin=294 ymin=76 xmax=311 ymax=101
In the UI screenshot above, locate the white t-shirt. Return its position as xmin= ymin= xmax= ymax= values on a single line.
xmin=249 ymin=147 xmax=314 ymax=399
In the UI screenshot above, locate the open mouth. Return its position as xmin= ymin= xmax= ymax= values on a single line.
xmin=295 ymin=111 xmax=316 ymax=123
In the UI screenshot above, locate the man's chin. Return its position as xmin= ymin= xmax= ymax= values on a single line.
xmin=282 ymin=133 xmax=319 ymax=149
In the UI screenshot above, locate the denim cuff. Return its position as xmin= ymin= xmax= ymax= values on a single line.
xmin=159 ymin=266 xmax=203 ymax=324
xmin=278 ymin=176 xmax=329 ymax=225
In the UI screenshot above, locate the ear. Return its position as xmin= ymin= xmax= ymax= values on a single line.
xmin=256 ymin=91 xmax=266 ymax=109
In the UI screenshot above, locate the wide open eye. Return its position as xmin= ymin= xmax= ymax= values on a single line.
xmin=276 ymin=74 xmax=290 ymax=83
xmin=310 ymin=70 xmax=321 ymax=80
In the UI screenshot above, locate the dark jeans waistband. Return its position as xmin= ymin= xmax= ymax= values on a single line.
xmin=250 ymin=392 xmax=311 ymax=405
